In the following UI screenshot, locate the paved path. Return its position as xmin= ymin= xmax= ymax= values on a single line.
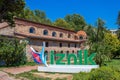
xmin=2 ymin=66 xmax=38 ymax=75
xmin=0 ymin=71 xmax=20 ymax=80
xmin=0 ymin=65 xmax=73 ymax=80
xmin=0 ymin=65 xmax=37 ymax=80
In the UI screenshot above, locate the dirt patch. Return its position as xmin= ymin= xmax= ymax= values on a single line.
xmin=0 ymin=71 xmax=20 ymax=80
xmin=32 ymin=72 xmax=73 ymax=80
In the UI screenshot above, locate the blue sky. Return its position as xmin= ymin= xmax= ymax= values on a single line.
xmin=25 ymin=0 xmax=120 ymax=29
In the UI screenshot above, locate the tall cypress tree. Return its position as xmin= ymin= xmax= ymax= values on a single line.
xmin=116 ymin=11 xmax=120 ymax=39
xmin=116 ymin=11 xmax=120 ymax=29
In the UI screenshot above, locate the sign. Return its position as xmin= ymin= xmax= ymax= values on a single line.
xmin=30 ymin=42 xmax=99 ymax=73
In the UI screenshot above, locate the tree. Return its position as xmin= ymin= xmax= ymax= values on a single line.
xmin=85 ymin=25 xmax=97 ymax=43
xmin=103 ymin=33 xmax=120 ymax=58
xmin=96 ymin=18 xmax=107 ymax=42
xmin=64 ymin=14 xmax=86 ymax=31
xmin=116 ymin=11 xmax=120 ymax=29
xmin=87 ymin=18 xmax=108 ymax=47
xmin=0 ymin=36 xmax=27 ymax=66
xmin=0 ymin=0 xmax=25 ymax=26
xmin=116 ymin=29 xmax=120 ymax=39
xmin=16 ymin=8 xmax=52 ymax=25
xmin=54 ymin=18 xmax=74 ymax=30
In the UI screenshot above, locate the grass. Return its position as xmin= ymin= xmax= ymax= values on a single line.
xmin=15 ymin=69 xmax=67 ymax=80
xmin=16 ymin=70 xmax=51 ymax=80
xmin=16 ymin=72 xmax=51 ymax=80
xmin=0 ymin=62 xmax=38 ymax=68
xmin=104 ymin=59 xmax=120 ymax=71
xmin=23 ymin=62 xmax=38 ymax=66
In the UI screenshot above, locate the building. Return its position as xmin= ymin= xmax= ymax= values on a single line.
xmin=0 ymin=18 xmax=87 ymax=61
xmin=110 ymin=29 xmax=117 ymax=35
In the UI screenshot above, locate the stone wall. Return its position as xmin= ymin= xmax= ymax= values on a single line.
xmin=0 ymin=26 xmax=14 ymax=36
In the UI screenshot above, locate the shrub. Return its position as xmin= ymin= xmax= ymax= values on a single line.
xmin=73 ymin=72 xmax=89 ymax=80
xmin=73 ymin=67 xmax=120 ymax=80
xmin=0 ymin=37 xmax=27 ymax=66
xmin=89 ymin=67 xmax=120 ymax=80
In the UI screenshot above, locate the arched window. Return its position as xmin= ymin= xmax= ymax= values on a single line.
xmin=52 ymin=32 xmax=56 ymax=37
xmin=72 ymin=50 xmax=74 ymax=53
xmin=29 ymin=27 xmax=35 ymax=33
xmin=43 ymin=30 xmax=48 ymax=35
xmin=60 ymin=51 xmax=63 ymax=53
xmin=79 ymin=36 xmax=83 ymax=40
xmin=60 ymin=33 xmax=63 ymax=38
xmin=74 ymin=36 xmax=78 ymax=40
xmin=68 ymin=34 xmax=71 ymax=38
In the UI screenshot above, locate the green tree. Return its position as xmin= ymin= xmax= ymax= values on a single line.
xmin=54 ymin=18 xmax=74 ymax=30
xmin=85 ymin=25 xmax=97 ymax=43
xmin=117 ymin=29 xmax=120 ymax=39
xmin=116 ymin=11 xmax=120 ymax=29
xmin=88 ymin=18 xmax=109 ymax=66
xmin=16 ymin=8 xmax=52 ymax=25
xmin=0 ymin=0 xmax=25 ymax=26
xmin=0 ymin=37 xmax=27 ymax=66
xmin=90 ymin=33 xmax=120 ymax=66
xmin=90 ymin=42 xmax=110 ymax=66
xmin=103 ymin=33 xmax=120 ymax=58
xmin=116 ymin=11 xmax=120 ymax=39
xmin=64 ymin=14 xmax=86 ymax=31
xmin=96 ymin=18 xmax=107 ymax=42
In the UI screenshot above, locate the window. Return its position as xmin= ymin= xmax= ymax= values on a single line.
xmin=68 ymin=43 xmax=70 ymax=48
xmin=46 ymin=42 xmax=49 ymax=47
xmin=52 ymin=32 xmax=56 ymax=37
xmin=72 ymin=50 xmax=74 ymax=53
xmin=60 ymin=33 xmax=63 ymax=38
xmin=75 ymin=44 xmax=77 ymax=48
xmin=59 ymin=43 xmax=62 ymax=47
xmin=79 ymin=36 xmax=83 ymax=40
xmin=74 ymin=36 xmax=78 ymax=40
xmin=43 ymin=30 xmax=48 ymax=35
xmin=29 ymin=27 xmax=35 ymax=33
xmin=68 ymin=34 xmax=71 ymax=38
xmin=60 ymin=51 xmax=63 ymax=53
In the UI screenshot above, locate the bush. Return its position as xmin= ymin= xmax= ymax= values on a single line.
xmin=89 ymin=67 xmax=120 ymax=80
xmin=73 ymin=72 xmax=89 ymax=80
xmin=73 ymin=67 xmax=120 ymax=80
xmin=0 ymin=37 xmax=27 ymax=66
